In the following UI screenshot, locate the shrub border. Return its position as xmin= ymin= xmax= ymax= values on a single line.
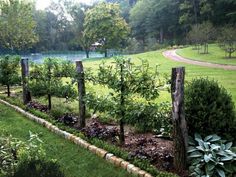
xmin=0 ymin=98 xmax=153 ymax=177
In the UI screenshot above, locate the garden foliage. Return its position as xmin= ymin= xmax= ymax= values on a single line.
xmin=0 ymin=55 xmax=21 ymax=97
xmin=185 ymin=78 xmax=236 ymax=142
xmin=188 ymin=133 xmax=236 ymax=177
xmin=28 ymin=58 xmax=77 ymax=110
xmin=85 ymin=57 xmax=170 ymax=142
xmin=0 ymin=132 xmax=65 ymax=177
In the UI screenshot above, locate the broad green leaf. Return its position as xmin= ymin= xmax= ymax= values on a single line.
xmin=189 ymin=151 xmax=203 ymax=158
xmin=210 ymin=144 xmax=220 ymax=150
xmin=209 ymin=135 xmax=221 ymax=142
xmin=225 ymin=142 xmax=232 ymax=150
xmin=216 ymin=169 xmax=225 ymax=177
xmin=204 ymin=135 xmax=213 ymax=142
xmin=188 ymin=146 xmax=198 ymax=153
xmin=204 ymin=154 xmax=212 ymax=162
xmin=221 ymin=156 xmax=233 ymax=161
xmin=195 ymin=133 xmax=203 ymax=142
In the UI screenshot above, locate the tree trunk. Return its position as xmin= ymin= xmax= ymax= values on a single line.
xmin=104 ymin=49 xmax=108 ymax=58
xmin=85 ymin=50 xmax=89 ymax=58
xmin=119 ymin=61 xmax=125 ymax=144
xmin=7 ymin=84 xmax=10 ymax=97
xmin=160 ymin=27 xmax=164 ymax=44
xmin=171 ymin=67 xmax=188 ymax=173
xmin=229 ymin=48 xmax=232 ymax=58
xmin=76 ymin=61 xmax=86 ymax=128
xmin=21 ymin=58 xmax=31 ymax=104
xmin=48 ymin=94 xmax=52 ymax=110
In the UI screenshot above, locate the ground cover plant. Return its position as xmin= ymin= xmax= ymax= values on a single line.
xmin=0 ymin=132 xmax=65 ymax=177
xmin=188 ymin=133 xmax=236 ymax=177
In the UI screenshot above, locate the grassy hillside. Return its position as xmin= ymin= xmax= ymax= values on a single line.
xmin=177 ymin=44 xmax=236 ymax=65
xmin=82 ymin=50 xmax=236 ymax=105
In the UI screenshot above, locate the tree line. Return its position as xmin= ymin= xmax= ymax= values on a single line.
xmin=0 ymin=0 xmax=235 ymax=55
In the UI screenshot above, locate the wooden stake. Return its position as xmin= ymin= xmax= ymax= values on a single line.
xmin=21 ymin=58 xmax=31 ymax=104
xmin=171 ymin=67 xmax=188 ymax=173
xmin=76 ymin=61 xmax=86 ymax=128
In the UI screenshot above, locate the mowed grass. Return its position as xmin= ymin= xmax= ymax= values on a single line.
xmin=177 ymin=44 xmax=236 ymax=65
xmin=0 ymin=103 xmax=134 ymax=177
xmin=1 ymin=48 xmax=235 ymax=110
xmin=81 ymin=50 xmax=236 ymax=105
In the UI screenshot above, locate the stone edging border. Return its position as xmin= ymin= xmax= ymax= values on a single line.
xmin=0 ymin=99 xmax=153 ymax=177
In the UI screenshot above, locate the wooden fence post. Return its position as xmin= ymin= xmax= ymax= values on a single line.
xmin=21 ymin=58 xmax=31 ymax=104
xmin=76 ymin=61 xmax=86 ymax=128
xmin=171 ymin=67 xmax=188 ymax=173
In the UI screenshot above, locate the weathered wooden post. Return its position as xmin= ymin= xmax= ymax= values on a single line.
xmin=171 ymin=67 xmax=188 ymax=173
xmin=21 ymin=58 xmax=31 ymax=104
xmin=76 ymin=60 xmax=86 ymax=128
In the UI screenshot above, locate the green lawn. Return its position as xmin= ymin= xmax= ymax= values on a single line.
xmin=0 ymin=103 xmax=133 ymax=177
xmin=2 ymin=48 xmax=235 ymax=111
xmin=82 ymin=50 xmax=236 ymax=105
xmin=176 ymin=44 xmax=236 ymax=65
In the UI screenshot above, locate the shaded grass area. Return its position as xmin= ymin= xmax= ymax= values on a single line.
xmin=0 ymin=103 xmax=134 ymax=177
xmin=177 ymin=44 xmax=236 ymax=65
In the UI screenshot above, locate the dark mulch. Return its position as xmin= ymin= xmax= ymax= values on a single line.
xmin=27 ymin=101 xmax=48 ymax=112
xmin=25 ymin=101 xmax=186 ymax=176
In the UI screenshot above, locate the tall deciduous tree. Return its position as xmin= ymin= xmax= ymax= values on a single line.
xmin=130 ymin=0 xmax=181 ymax=45
xmin=84 ymin=3 xmax=130 ymax=57
xmin=0 ymin=0 xmax=38 ymax=53
xmin=0 ymin=56 xmax=21 ymax=97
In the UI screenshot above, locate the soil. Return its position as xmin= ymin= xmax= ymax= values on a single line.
xmin=26 ymin=101 xmax=187 ymax=176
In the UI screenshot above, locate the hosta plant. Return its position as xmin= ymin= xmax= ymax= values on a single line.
xmin=188 ymin=133 xmax=236 ymax=177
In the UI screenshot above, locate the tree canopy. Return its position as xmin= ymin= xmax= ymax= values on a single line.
xmin=0 ymin=0 xmax=38 ymax=53
xmin=84 ymin=3 xmax=130 ymax=57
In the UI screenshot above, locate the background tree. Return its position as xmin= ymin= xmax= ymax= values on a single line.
xmin=187 ymin=22 xmax=215 ymax=54
xmin=187 ymin=24 xmax=201 ymax=51
xmin=130 ymin=0 xmax=181 ymax=47
xmin=0 ymin=0 xmax=38 ymax=53
xmin=218 ymin=26 xmax=236 ymax=58
xmin=0 ymin=56 xmax=21 ymax=97
xmin=84 ymin=3 xmax=130 ymax=57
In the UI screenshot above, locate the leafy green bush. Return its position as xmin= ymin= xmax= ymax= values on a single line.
xmin=188 ymin=133 xmax=236 ymax=177
xmin=126 ymin=101 xmax=172 ymax=135
xmin=0 ymin=132 xmax=66 ymax=177
xmin=12 ymin=159 xmax=65 ymax=177
xmin=185 ymin=78 xmax=236 ymax=141
xmin=0 ymin=55 xmax=21 ymax=97
xmin=0 ymin=132 xmax=44 ymax=176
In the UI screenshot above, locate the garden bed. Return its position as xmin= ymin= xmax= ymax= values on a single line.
xmin=27 ymin=99 xmax=182 ymax=176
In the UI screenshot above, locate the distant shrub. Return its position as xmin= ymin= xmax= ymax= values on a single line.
xmin=185 ymin=78 xmax=236 ymax=141
xmin=124 ymin=38 xmax=144 ymax=54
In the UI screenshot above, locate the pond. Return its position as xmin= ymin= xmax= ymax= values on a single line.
xmin=22 ymin=51 xmax=104 ymax=63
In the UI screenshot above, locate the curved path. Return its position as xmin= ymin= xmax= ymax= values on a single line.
xmin=163 ymin=50 xmax=236 ymax=70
